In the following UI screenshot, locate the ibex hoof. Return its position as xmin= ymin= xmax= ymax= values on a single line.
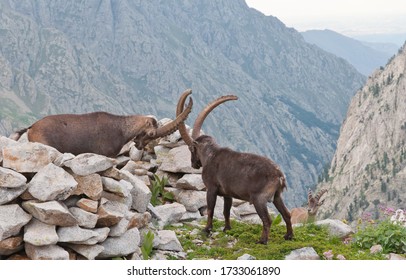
xmin=284 ymin=233 xmax=294 ymax=240
xmin=223 ymin=226 xmax=231 ymax=232
xmin=256 ymin=239 xmax=268 ymax=245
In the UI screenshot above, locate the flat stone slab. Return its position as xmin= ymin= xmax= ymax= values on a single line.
xmin=0 ymin=204 xmax=32 ymax=241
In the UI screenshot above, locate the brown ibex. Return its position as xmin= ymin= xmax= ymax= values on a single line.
xmin=176 ymin=91 xmax=293 ymax=244
xmin=11 ymin=93 xmax=193 ymax=157
xmin=290 ymin=189 xmax=327 ymax=224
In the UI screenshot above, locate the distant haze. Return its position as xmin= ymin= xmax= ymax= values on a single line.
xmin=245 ymin=0 xmax=406 ymax=43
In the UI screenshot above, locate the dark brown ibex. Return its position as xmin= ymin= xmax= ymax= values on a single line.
xmin=290 ymin=189 xmax=327 ymax=224
xmin=11 ymin=93 xmax=193 ymax=157
xmin=176 ymin=91 xmax=293 ymax=244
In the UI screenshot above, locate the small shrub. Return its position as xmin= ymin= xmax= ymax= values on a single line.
xmin=141 ymin=231 xmax=155 ymax=260
xmin=352 ymin=220 xmax=406 ymax=254
xmin=150 ymin=175 xmax=173 ymax=206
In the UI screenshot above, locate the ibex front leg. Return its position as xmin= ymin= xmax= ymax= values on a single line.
xmin=204 ymin=187 xmax=218 ymax=235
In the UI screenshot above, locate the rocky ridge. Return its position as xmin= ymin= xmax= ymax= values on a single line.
xmin=316 ymin=43 xmax=406 ymax=222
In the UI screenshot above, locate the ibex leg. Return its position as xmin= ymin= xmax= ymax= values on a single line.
xmin=223 ymin=196 xmax=232 ymax=232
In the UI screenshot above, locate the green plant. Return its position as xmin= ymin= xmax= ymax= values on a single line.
xmin=150 ymin=174 xmax=173 ymax=206
xmin=353 ymin=219 xmax=406 ymax=254
xmin=141 ymin=231 xmax=155 ymax=260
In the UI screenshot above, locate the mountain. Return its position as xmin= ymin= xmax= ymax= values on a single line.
xmin=302 ymin=29 xmax=395 ymax=76
xmin=0 ymin=0 xmax=365 ymax=207
xmin=316 ymin=43 xmax=406 ymax=221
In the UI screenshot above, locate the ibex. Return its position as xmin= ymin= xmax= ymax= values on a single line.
xmin=176 ymin=91 xmax=293 ymax=244
xmin=290 ymin=189 xmax=327 ymax=224
xmin=11 ymin=93 xmax=193 ymax=157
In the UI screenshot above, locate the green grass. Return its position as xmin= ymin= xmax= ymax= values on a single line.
xmin=166 ymin=219 xmax=388 ymax=260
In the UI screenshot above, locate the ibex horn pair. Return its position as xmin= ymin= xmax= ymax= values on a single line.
xmin=176 ymin=89 xmax=238 ymax=146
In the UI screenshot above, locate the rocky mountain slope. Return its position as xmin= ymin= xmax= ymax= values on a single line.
xmin=316 ymin=43 xmax=406 ymax=221
xmin=0 ymin=0 xmax=365 ymax=207
xmin=302 ymin=29 xmax=395 ymax=76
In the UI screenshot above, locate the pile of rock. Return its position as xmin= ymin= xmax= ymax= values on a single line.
xmin=0 ymin=123 xmax=270 ymax=260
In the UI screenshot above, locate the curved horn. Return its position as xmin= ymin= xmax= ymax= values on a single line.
xmin=155 ymin=96 xmax=193 ymax=137
xmin=315 ymin=189 xmax=327 ymax=202
xmin=176 ymin=89 xmax=194 ymax=146
xmin=192 ymin=95 xmax=238 ymax=140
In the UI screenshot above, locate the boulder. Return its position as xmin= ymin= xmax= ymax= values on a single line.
xmin=101 ymin=177 xmax=130 ymax=197
xmin=153 ymin=230 xmax=183 ymax=252
xmin=24 ymin=219 xmax=58 ymax=246
xmin=22 ymin=200 xmax=77 ymax=227
xmin=120 ymin=170 xmax=151 ymax=213
xmin=173 ymin=190 xmax=207 ymax=212
xmin=176 ymin=174 xmax=206 ymax=191
xmin=0 ymin=166 xmax=27 ymax=188
xmin=63 ymin=153 xmax=116 ymax=176
xmin=0 ymin=204 xmax=32 ymax=241
xmin=69 ymin=207 xmax=98 ymax=228
xmin=27 ymin=163 xmax=78 ymax=201
xmin=285 ymin=247 xmax=320 ymax=260
xmin=0 ymin=184 xmax=28 ymax=205
xmin=153 ymin=203 xmax=187 ymax=227
xmin=25 ymin=243 xmax=69 ymax=260
xmin=57 ymin=225 xmax=99 ymax=244
xmin=315 ymin=219 xmax=354 ymax=239
xmin=2 ymin=142 xmax=61 ymax=173
xmin=157 ymin=145 xmax=201 ymax=174
xmin=98 ymin=227 xmax=140 ymax=258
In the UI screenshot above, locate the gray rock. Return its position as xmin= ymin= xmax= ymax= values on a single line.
xmin=25 ymin=243 xmax=69 ymax=260
xmin=98 ymin=227 xmax=140 ymax=258
xmin=0 ymin=136 xmax=18 ymax=163
xmin=315 ymin=219 xmax=354 ymax=238
xmin=234 ymin=202 xmax=258 ymax=216
xmin=176 ymin=174 xmax=206 ymax=191
xmin=24 ymin=219 xmax=58 ymax=246
xmin=120 ymin=170 xmax=151 ymax=213
xmin=129 ymin=146 xmax=144 ymax=161
xmin=102 ymin=177 xmax=130 ymax=197
xmin=2 ymin=142 xmax=61 ymax=173
xmin=67 ymin=244 xmax=104 ymax=260
xmin=285 ymin=247 xmax=320 ymax=260
xmin=27 ymin=163 xmax=78 ymax=201
xmin=154 ymin=203 xmax=187 ymax=228
xmin=237 ymin=253 xmax=256 ymax=260
xmin=63 ymin=153 xmax=116 ymax=176
xmin=81 ymin=227 xmax=110 ymax=245
xmin=69 ymin=207 xmax=98 ymax=229
xmin=153 ymin=230 xmax=183 ymax=252
xmin=109 ymin=218 xmax=130 ymax=237
xmin=53 ymin=153 xmax=75 ymax=167
xmin=181 ymin=211 xmax=202 ymax=221
xmin=0 ymin=204 xmax=32 ymax=241
xmin=158 ymin=145 xmax=202 ymax=174
xmin=174 ymin=190 xmax=207 ymax=212
xmin=0 ymin=184 xmax=28 ymax=205
xmin=22 ymin=200 xmax=77 ymax=226
xmin=370 ymin=244 xmax=383 ymax=254
xmin=0 ymin=166 xmax=27 ymax=188
xmin=57 ymin=225 xmax=99 ymax=244
xmin=388 ymin=253 xmax=406 ymax=260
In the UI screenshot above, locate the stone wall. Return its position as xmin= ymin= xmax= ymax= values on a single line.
xmin=0 ymin=126 xmax=268 ymax=260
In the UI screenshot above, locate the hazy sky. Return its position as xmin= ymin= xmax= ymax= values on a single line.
xmin=245 ymin=0 xmax=406 ymax=36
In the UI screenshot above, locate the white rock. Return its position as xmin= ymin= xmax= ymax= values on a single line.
xmin=57 ymin=225 xmax=99 ymax=244
xmin=237 ymin=253 xmax=256 ymax=260
xmin=176 ymin=174 xmax=206 ymax=191
xmin=22 ymin=200 xmax=77 ymax=227
xmin=158 ymin=145 xmax=202 ymax=174
xmin=25 ymin=243 xmax=69 ymax=260
xmin=174 ymin=190 xmax=207 ymax=212
xmin=153 ymin=230 xmax=183 ymax=252
xmin=315 ymin=219 xmax=354 ymax=238
xmin=0 ymin=204 xmax=32 ymax=241
xmin=27 ymin=163 xmax=78 ymax=201
xmin=2 ymin=142 xmax=61 ymax=173
xmin=67 ymin=244 xmax=104 ymax=260
xmin=24 ymin=219 xmax=58 ymax=246
xmin=120 ymin=170 xmax=151 ymax=213
xmin=69 ymin=207 xmax=98 ymax=229
xmin=63 ymin=153 xmax=116 ymax=176
xmin=154 ymin=203 xmax=187 ymax=228
xmin=285 ymin=247 xmax=320 ymax=260
xmin=0 ymin=166 xmax=27 ymax=188
xmin=98 ymin=227 xmax=140 ymax=258
xmin=0 ymin=184 xmax=28 ymax=205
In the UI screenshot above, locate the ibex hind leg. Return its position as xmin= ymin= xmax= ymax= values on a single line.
xmin=223 ymin=196 xmax=232 ymax=232
xmin=253 ymin=196 xmax=272 ymax=245
xmin=203 ymin=188 xmax=218 ymax=235
xmin=273 ymin=192 xmax=294 ymax=240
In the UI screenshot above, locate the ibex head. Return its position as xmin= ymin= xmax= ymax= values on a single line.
xmin=176 ymin=89 xmax=238 ymax=169
xmin=132 ymin=95 xmax=193 ymax=150
xmin=307 ymin=189 xmax=327 ymax=216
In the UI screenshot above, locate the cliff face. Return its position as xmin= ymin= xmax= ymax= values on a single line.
xmin=317 ymin=44 xmax=406 ymax=221
xmin=0 ymin=0 xmax=365 ymax=207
